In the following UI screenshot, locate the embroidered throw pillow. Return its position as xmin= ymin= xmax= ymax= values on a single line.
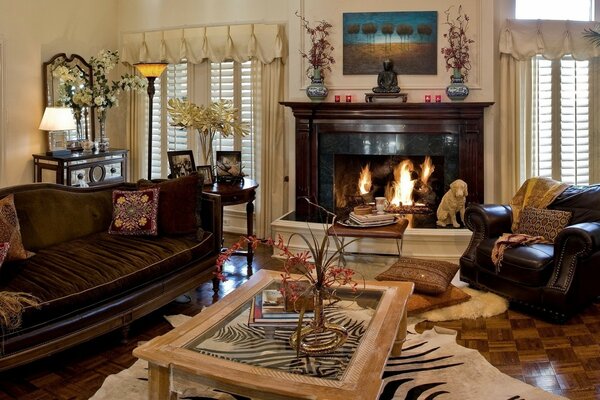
xmin=0 ymin=242 xmax=9 ymax=268
xmin=375 ymin=257 xmax=460 ymax=295
xmin=0 ymin=194 xmax=33 ymax=261
xmin=108 ymin=188 xmax=159 ymax=236
xmin=515 ymin=207 xmax=572 ymax=242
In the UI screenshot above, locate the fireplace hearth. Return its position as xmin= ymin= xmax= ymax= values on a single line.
xmin=282 ymin=101 xmax=493 ymax=218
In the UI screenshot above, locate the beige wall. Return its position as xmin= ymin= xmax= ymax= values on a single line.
xmin=0 ymin=0 xmax=119 ymax=187
xmin=117 ymin=0 xmax=502 ymax=207
xmin=0 ymin=0 xmax=503 ymax=205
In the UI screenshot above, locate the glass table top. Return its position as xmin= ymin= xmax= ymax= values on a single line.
xmin=184 ymin=281 xmax=384 ymax=381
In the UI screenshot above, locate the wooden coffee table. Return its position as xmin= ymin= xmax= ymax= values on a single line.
xmin=133 ymin=270 xmax=413 ymax=400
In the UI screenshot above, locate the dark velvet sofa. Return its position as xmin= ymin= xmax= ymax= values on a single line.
xmin=460 ymin=184 xmax=600 ymax=323
xmin=0 ymin=177 xmax=221 ymax=371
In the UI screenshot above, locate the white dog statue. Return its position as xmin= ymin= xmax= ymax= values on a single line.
xmin=436 ymin=179 xmax=468 ymax=228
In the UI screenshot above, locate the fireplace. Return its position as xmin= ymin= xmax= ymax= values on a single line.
xmin=282 ymin=101 xmax=493 ymax=220
xmin=333 ymin=154 xmax=444 ymax=215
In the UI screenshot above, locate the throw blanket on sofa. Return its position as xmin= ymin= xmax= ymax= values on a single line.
xmin=0 ymin=292 xmax=40 ymax=330
xmin=509 ymin=177 xmax=569 ymax=232
xmin=491 ymin=233 xmax=550 ymax=272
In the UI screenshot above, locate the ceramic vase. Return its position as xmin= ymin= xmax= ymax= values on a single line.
xmin=289 ymin=287 xmax=348 ymax=356
xmin=306 ymin=68 xmax=329 ymax=101
xmin=446 ymin=68 xmax=469 ymax=101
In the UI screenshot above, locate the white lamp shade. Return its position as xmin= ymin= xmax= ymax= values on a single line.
xmin=39 ymin=107 xmax=76 ymax=131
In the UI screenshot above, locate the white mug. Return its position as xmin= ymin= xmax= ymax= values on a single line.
xmin=375 ymin=197 xmax=388 ymax=214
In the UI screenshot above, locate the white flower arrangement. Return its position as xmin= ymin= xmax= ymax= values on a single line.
xmin=52 ymin=50 xmax=147 ymax=140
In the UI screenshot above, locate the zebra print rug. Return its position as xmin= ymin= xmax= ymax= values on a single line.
xmin=91 ymin=316 xmax=566 ymax=400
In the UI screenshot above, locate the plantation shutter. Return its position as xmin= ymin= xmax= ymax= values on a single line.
xmin=531 ymin=55 xmax=590 ymax=185
xmin=210 ymin=61 xmax=254 ymax=178
xmin=150 ymin=63 xmax=189 ymax=178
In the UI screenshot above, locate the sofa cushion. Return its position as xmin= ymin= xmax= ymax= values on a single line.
xmin=476 ymin=238 xmax=554 ymax=286
xmin=109 ymin=188 xmax=159 ymax=236
xmin=515 ymin=207 xmax=571 ymax=242
xmin=138 ymin=175 xmax=198 ymax=235
xmin=549 ymin=183 xmax=600 ymax=224
xmin=375 ymin=257 xmax=459 ymax=295
xmin=13 ymin=189 xmax=113 ymax=251
xmin=0 ymin=231 xmax=214 ymax=329
xmin=0 ymin=194 xmax=33 ymax=261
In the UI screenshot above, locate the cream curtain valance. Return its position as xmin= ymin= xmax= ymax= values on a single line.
xmin=500 ymin=19 xmax=600 ymax=60
xmin=121 ymin=23 xmax=286 ymax=65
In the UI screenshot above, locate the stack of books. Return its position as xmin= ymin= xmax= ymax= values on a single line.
xmin=248 ymin=289 xmax=314 ymax=328
xmin=348 ymin=211 xmax=395 ymax=226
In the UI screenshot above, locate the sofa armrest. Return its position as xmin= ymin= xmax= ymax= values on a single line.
xmin=461 ymin=204 xmax=512 ymax=263
xmin=200 ymin=192 xmax=222 ymax=255
xmin=548 ymin=222 xmax=600 ymax=292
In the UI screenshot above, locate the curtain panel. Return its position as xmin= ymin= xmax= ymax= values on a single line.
xmin=121 ymin=24 xmax=286 ymax=65
xmin=121 ymin=23 xmax=287 ymax=238
xmin=498 ymin=19 xmax=600 ymax=201
xmin=499 ymin=19 xmax=600 ymax=60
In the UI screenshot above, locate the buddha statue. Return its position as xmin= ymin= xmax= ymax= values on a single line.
xmin=373 ymin=59 xmax=400 ymax=93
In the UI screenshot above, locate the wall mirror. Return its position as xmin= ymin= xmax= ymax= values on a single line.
xmin=43 ymin=53 xmax=96 ymax=142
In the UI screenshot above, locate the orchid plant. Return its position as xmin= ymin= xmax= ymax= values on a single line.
xmin=53 ymin=50 xmax=147 ymax=141
xmin=296 ymin=11 xmax=335 ymax=79
xmin=89 ymin=50 xmax=147 ymax=136
xmin=441 ymin=5 xmax=475 ymax=81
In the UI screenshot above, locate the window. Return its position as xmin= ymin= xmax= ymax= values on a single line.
xmin=210 ymin=61 xmax=255 ymax=178
xmin=517 ymin=0 xmax=594 ymax=185
xmin=531 ymin=56 xmax=590 ymax=185
xmin=150 ymin=63 xmax=189 ymax=178
xmin=516 ymin=0 xmax=593 ymax=20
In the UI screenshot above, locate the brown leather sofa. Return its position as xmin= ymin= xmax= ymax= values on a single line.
xmin=0 ymin=177 xmax=221 ymax=371
xmin=460 ymin=184 xmax=600 ymax=323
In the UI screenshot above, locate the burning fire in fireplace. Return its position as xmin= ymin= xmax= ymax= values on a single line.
xmin=358 ymin=164 xmax=372 ymax=195
xmin=355 ymin=156 xmax=436 ymax=212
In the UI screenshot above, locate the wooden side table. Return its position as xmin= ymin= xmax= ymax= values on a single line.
xmin=204 ymin=178 xmax=259 ymax=274
xmin=327 ymin=218 xmax=409 ymax=263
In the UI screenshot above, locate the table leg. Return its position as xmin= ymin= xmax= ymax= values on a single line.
xmin=391 ymin=306 xmax=408 ymax=357
xmin=147 ymin=362 xmax=176 ymax=400
xmin=246 ymin=200 xmax=254 ymax=276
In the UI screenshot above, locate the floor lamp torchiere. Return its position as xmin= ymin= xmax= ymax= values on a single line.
xmin=134 ymin=62 xmax=168 ymax=180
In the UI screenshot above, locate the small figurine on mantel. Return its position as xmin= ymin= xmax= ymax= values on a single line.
xmin=372 ymin=59 xmax=400 ymax=93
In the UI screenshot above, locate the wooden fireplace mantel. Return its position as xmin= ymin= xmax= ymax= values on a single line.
xmin=281 ymin=101 xmax=494 ymax=215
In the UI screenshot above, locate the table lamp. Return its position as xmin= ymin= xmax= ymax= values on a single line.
xmin=39 ymin=107 xmax=76 ymax=156
xmin=134 ymin=62 xmax=168 ymax=180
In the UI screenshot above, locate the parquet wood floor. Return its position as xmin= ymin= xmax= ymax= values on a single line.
xmin=0 ymin=233 xmax=598 ymax=399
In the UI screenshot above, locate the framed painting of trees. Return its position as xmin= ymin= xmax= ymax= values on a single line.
xmin=343 ymin=11 xmax=438 ymax=75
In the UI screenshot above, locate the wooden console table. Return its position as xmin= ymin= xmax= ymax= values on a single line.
xmin=32 ymin=149 xmax=128 ymax=187
xmin=204 ymin=178 xmax=258 ymax=274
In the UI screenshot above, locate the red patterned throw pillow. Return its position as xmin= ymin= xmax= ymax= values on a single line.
xmin=109 ymin=188 xmax=159 ymax=236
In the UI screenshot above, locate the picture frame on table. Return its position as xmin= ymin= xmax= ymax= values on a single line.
xmin=196 ymin=165 xmax=214 ymax=185
xmin=215 ymin=151 xmax=243 ymax=183
xmin=167 ymin=150 xmax=196 ymax=178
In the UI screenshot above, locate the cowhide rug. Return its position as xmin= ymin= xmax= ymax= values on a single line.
xmin=91 ymin=316 xmax=565 ymax=400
